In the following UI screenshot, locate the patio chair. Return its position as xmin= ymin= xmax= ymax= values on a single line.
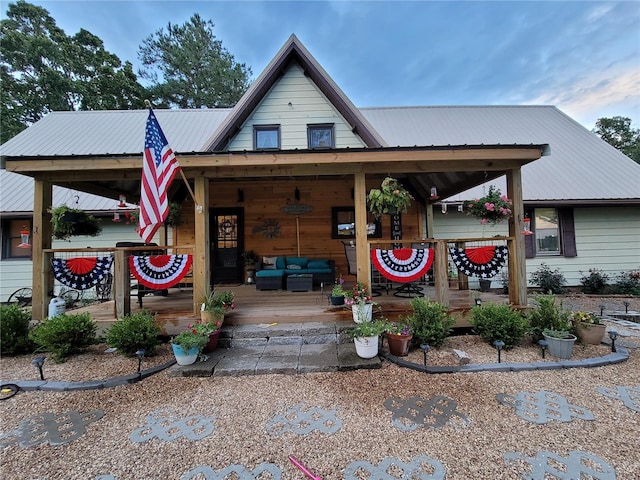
xmin=342 ymin=241 xmax=390 ymax=295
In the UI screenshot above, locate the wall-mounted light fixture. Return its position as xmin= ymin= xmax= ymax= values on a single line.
xmin=429 ymin=186 xmax=439 ymax=200
xmin=18 ymin=226 xmax=31 ymax=248
xmin=295 ymin=187 xmax=300 ymax=201
xmin=237 ymin=189 xmax=244 ymax=203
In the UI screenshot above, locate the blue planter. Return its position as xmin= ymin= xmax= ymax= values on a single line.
xmin=171 ymin=343 xmax=199 ymax=365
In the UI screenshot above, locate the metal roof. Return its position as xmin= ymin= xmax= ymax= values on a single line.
xmin=361 ymin=105 xmax=640 ymax=202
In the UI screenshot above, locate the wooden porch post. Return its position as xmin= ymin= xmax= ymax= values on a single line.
xmin=32 ymin=179 xmax=52 ymax=321
xmin=425 ymin=202 xmax=434 ymax=238
xmin=434 ymin=239 xmax=450 ymax=307
xmin=193 ymin=177 xmax=210 ymax=316
xmin=353 ymin=172 xmax=371 ymax=289
xmin=506 ymin=168 xmax=527 ymax=306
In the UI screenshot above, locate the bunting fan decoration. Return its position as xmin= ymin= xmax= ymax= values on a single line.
xmin=449 ymin=246 xmax=508 ymax=278
xmin=129 ymin=254 xmax=192 ymax=290
xmin=371 ymin=248 xmax=434 ymax=283
xmin=52 ymin=256 xmax=114 ymax=290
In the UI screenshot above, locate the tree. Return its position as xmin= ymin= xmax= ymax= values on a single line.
xmin=138 ymin=14 xmax=252 ymax=109
xmin=0 ymin=0 xmax=145 ymax=144
xmin=593 ymin=116 xmax=640 ymax=164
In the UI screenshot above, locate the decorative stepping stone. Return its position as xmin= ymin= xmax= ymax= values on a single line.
xmin=344 ymin=455 xmax=446 ymax=480
xmin=265 ymin=403 xmax=341 ymax=435
xmin=129 ymin=408 xmax=214 ymax=443
xmin=180 ymin=463 xmax=281 ymax=480
xmin=0 ymin=410 xmax=104 ymax=448
xmin=505 ymin=450 xmax=616 ymax=479
xmin=597 ymin=385 xmax=640 ymax=412
xmin=496 ymin=390 xmax=594 ymax=424
xmin=383 ymin=395 xmax=470 ymax=431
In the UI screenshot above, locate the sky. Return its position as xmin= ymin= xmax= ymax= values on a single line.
xmin=2 ymin=0 xmax=639 ymax=129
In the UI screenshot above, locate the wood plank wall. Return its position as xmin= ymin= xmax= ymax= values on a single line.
xmin=176 ymin=177 xmax=422 ymax=282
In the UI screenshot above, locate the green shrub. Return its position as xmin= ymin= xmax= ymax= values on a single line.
xmin=470 ymin=303 xmax=528 ymax=349
xmin=0 ymin=304 xmax=34 ymax=355
xmin=404 ymin=298 xmax=454 ymax=348
xmin=579 ymin=268 xmax=609 ymax=294
xmin=611 ymin=269 xmax=640 ymax=295
xmin=29 ymin=312 xmax=97 ymax=362
xmin=529 ymin=263 xmax=566 ymax=294
xmin=105 ymin=310 xmax=161 ymax=356
xmin=526 ymin=294 xmax=573 ymax=341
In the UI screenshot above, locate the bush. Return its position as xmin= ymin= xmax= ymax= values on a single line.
xmin=105 ymin=310 xmax=161 ymax=356
xmin=526 ymin=294 xmax=573 ymax=341
xmin=470 ymin=303 xmax=528 ymax=349
xmin=0 ymin=304 xmax=33 ymax=355
xmin=29 ymin=312 xmax=97 ymax=362
xmin=529 ymin=263 xmax=566 ymax=294
xmin=611 ymin=269 xmax=640 ymax=295
xmin=404 ymin=298 xmax=454 ymax=348
xmin=579 ymin=268 xmax=609 ymax=294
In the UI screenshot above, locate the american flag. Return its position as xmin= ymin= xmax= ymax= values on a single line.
xmin=139 ymin=109 xmax=180 ymax=243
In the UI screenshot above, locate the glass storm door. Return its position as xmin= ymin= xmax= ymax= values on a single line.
xmin=211 ymin=208 xmax=244 ymax=284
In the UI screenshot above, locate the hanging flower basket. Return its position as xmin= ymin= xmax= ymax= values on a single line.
xmin=367 ymin=177 xmax=414 ymax=217
xmin=463 ymin=185 xmax=512 ymax=225
xmin=50 ymin=205 xmax=102 ymax=240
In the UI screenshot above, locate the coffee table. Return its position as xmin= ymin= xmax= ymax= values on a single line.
xmin=287 ymin=274 xmax=313 ymax=292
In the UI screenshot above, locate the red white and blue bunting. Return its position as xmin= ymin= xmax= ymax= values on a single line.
xmin=371 ymin=248 xmax=435 ymax=283
xmin=51 ymin=256 xmax=114 ymax=290
xmin=449 ymin=246 xmax=508 ymax=279
xmin=129 ymin=254 xmax=192 ymax=290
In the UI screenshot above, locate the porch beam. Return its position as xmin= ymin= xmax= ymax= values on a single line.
xmin=32 ymin=180 xmax=53 ymax=321
xmin=506 ymin=168 xmax=527 ymax=306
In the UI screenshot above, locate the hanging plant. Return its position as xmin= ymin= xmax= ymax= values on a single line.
xmin=367 ymin=177 xmax=414 ymax=217
xmin=50 ymin=205 xmax=102 ymax=241
xmin=463 ymin=185 xmax=513 ymax=225
xmin=124 ymin=202 xmax=183 ymax=227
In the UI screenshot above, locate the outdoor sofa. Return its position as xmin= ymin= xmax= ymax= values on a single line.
xmin=255 ymin=256 xmax=335 ymax=290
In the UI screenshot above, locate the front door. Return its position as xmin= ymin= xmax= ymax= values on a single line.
xmin=211 ymin=208 xmax=244 ymax=284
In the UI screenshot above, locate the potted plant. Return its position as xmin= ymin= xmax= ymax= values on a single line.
xmin=50 ymin=205 xmax=102 ymax=240
xmin=241 ymin=250 xmax=260 ymax=284
xmin=463 ymin=185 xmax=512 ymax=225
xmin=448 ymin=266 xmax=458 ymax=289
xmin=201 ymin=290 xmax=235 ymax=321
xmin=330 ymin=283 xmax=345 ymax=306
xmin=527 ymin=294 xmax=573 ymax=341
xmin=542 ymin=328 xmax=577 ymax=360
xmin=572 ymin=311 xmax=606 ymax=345
xmin=171 ymin=328 xmax=208 ymax=365
xmin=349 ymin=319 xmax=386 ymax=359
xmin=384 ymin=321 xmax=413 ymax=357
xmin=367 ymin=177 xmax=414 ymax=217
xmin=124 ymin=202 xmax=182 ymax=227
xmin=190 ymin=316 xmax=224 ymax=353
xmin=344 ymin=281 xmax=375 ymax=322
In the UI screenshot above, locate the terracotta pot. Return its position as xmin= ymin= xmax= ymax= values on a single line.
xmin=203 ymin=330 xmax=221 ymax=353
xmin=576 ymin=322 xmax=606 ymax=345
xmin=386 ymin=333 xmax=412 ymax=357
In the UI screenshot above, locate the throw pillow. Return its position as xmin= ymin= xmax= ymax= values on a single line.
xmin=286 ymin=264 xmax=302 ymax=270
xmin=262 ymin=256 xmax=277 ymax=270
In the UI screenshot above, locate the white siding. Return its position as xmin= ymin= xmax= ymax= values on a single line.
xmin=228 ymin=63 xmax=367 ymax=151
xmin=433 ymin=206 xmax=640 ymax=287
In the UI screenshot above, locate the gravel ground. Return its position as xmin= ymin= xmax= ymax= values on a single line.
xmin=1 ymin=296 xmax=639 ymax=479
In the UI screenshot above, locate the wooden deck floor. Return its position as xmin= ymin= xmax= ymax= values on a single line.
xmin=76 ymin=283 xmax=508 ymax=335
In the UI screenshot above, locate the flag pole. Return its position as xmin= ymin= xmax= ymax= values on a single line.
xmin=145 ymin=100 xmax=201 ymax=213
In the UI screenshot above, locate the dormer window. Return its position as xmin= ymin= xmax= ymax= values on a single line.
xmin=308 ymin=124 xmax=334 ymax=149
xmin=254 ymin=125 xmax=280 ymax=150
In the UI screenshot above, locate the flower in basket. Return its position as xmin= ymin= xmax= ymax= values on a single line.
xmin=385 ymin=321 xmax=413 ymax=336
xmin=171 ymin=328 xmax=208 ymax=354
xmin=201 ymin=290 xmax=235 ymax=312
xmin=367 ymin=177 xmax=414 ymax=217
xmin=189 ymin=318 xmax=223 ymax=336
xmin=463 ymin=185 xmax=512 ymax=225
xmin=571 ymin=311 xmax=601 ymax=325
xmin=344 ymin=281 xmax=374 ymax=306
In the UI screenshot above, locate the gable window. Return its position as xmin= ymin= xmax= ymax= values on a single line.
xmin=254 ymin=125 xmax=280 ymax=150
xmin=524 ymin=207 xmax=577 ymax=258
xmin=308 ymin=124 xmax=334 ymax=149
xmin=1 ymin=219 xmax=32 ymax=259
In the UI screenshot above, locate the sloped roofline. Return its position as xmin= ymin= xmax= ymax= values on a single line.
xmin=203 ymin=34 xmax=386 ymax=151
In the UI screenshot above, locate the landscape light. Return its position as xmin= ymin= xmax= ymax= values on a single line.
xmin=135 ymin=350 xmax=145 ymax=373
xmin=32 ymin=356 xmax=46 ymax=380
xmin=538 ymin=339 xmax=549 ymax=359
xmin=420 ymin=344 xmax=430 ymax=366
xmin=493 ymin=340 xmax=505 ymax=363
xmin=608 ymin=331 xmax=618 ymax=353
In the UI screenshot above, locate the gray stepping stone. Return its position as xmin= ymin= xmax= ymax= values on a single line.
xmin=505 ymin=450 xmax=616 ymax=479
xmin=344 ymin=455 xmax=446 ymax=479
xmin=0 ymin=410 xmax=104 ymax=448
xmin=180 ymin=463 xmax=281 ymax=479
xmin=383 ymin=395 xmax=470 ymax=431
xmin=496 ymin=390 xmax=594 ymax=424
xmin=597 ymin=384 xmax=640 ymax=412
xmin=265 ymin=403 xmax=341 ymax=435
xmin=129 ymin=408 xmax=214 ymax=443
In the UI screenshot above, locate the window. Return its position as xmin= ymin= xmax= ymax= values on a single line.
xmin=1 ymin=219 xmax=32 ymax=259
xmin=308 ymin=124 xmax=334 ymax=149
xmin=254 ymin=125 xmax=280 ymax=150
xmin=524 ymin=207 xmax=576 ymax=258
xmin=331 ymin=207 xmax=382 ymax=239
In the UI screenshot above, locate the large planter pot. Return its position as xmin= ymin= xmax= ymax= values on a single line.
xmin=201 ymin=310 xmax=224 ymax=324
xmin=330 ymin=295 xmax=345 ymax=306
xmin=479 ymin=279 xmax=491 ymax=292
xmin=352 ymin=303 xmax=373 ymax=323
xmin=386 ymin=333 xmax=413 ymax=357
xmin=354 ymin=335 xmax=379 ymax=359
xmin=203 ymin=330 xmax=221 ymax=353
xmin=576 ymin=322 xmax=606 ymax=345
xmin=543 ymin=333 xmax=577 ymax=360
xmin=171 ymin=343 xmax=199 ymax=365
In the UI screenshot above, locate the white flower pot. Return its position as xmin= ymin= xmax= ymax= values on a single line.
xmin=352 ymin=303 xmax=373 ymax=323
xmin=354 ymin=335 xmax=379 ymax=359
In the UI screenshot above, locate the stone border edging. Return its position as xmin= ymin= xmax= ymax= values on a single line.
xmin=380 ymin=347 xmax=629 ymax=374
